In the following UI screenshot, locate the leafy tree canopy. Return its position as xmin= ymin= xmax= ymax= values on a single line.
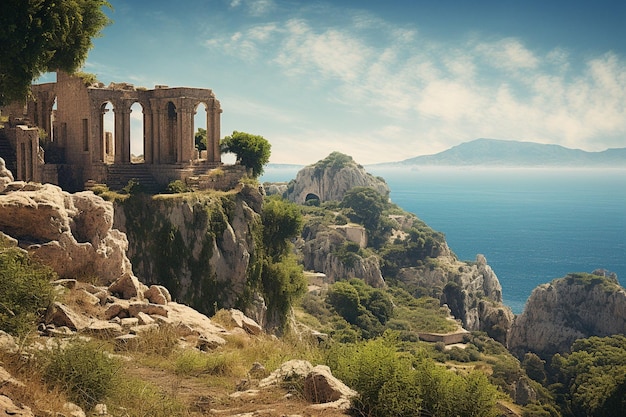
xmin=550 ymin=335 xmax=626 ymax=417
xmin=340 ymin=186 xmax=387 ymax=230
xmin=0 ymin=0 xmax=112 ymax=105
xmin=261 ymin=196 xmax=303 ymax=260
xmin=221 ymin=131 xmax=271 ymax=178
xmin=195 ymin=128 xmax=207 ymax=151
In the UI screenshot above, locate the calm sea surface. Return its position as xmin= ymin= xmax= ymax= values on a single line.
xmin=262 ymin=166 xmax=626 ymax=314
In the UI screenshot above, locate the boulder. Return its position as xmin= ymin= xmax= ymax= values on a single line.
xmin=109 ymin=274 xmax=146 ymax=300
xmin=144 ymin=285 xmax=171 ymax=305
xmin=303 ymin=365 xmax=357 ymax=404
xmin=84 ymin=320 xmax=124 ymax=337
xmin=196 ymin=333 xmax=227 ymax=351
xmin=47 ymin=302 xmax=89 ymax=331
xmin=0 ymin=158 xmax=14 ymax=192
xmin=0 ymin=395 xmax=34 ymax=417
xmin=0 ymin=182 xmax=133 ymax=283
xmin=136 ymin=311 xmax=155 ymax=325
xmin=227 ymin=309 xmax=263 ymax=335
xmin=259 ymin=359 xmax=314 ymax=388
xmin=128 ymin=302 xmax=168 ymax=317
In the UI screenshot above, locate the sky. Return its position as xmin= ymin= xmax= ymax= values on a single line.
xmin=43 ymin=0 xmax=626 ymax=164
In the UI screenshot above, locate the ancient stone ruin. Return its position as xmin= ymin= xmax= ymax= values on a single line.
xmin=0 ymin=71 xmax=244 ymax=191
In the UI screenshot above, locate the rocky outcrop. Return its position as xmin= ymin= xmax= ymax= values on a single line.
xmin=259 ymin=360 xmax=356 ymax=410
xmin=508 ymin=270 xmax=626 ymax=358
xmin=397 ymin=254 xmax=514 ymax=343
xmin=299 ymin=225 xmax=385 ymax=288
xmin=113 ymin=184 xmax=269 ymax=326
xmin=285 ymin=152 xmax=389 ymax=204
xmin=0 ymin=162 xmax=132 ymax=284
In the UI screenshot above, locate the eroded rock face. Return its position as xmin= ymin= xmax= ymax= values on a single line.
xmin=0 ymin=170 xmax=133 ymax=283
xmin=398 ymin=254 xmax=514 ymax=343
xmin=286 ymin=152 xmax=389 ymax=204
xmin=113 ymin=184 xmax=266 ymax=325
xmin=508 ymin=271 xmax=626 ymax=358
xmin=300 ymin=227 xmax=385 ymax=288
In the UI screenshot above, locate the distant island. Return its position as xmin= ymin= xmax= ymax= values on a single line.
xmin=373 ymin=138 xmax=626 ymax=168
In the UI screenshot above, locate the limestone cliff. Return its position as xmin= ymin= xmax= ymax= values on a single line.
xmin=508 ymin=270 xmax=626 ymax=358
xmin=278 ymin=153 xmax=513 ymax=341
xmin=113 ymin=184 xmax=269 ymax=326
xmin=0 ymin=160 xmax=132 ymax=283
xmin=285 ymin=152 xmax=389 ymax=204
xmin=397 ymin=254 xmax=514 ymax=344
xmin=298 ymin=224 xmax=385 ymax=288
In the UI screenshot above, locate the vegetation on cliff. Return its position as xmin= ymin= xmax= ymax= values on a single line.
xmin=0 ymin=236 xmax=56 ymax=336
xmin=221 ymin=131 xmax=272 ymax=178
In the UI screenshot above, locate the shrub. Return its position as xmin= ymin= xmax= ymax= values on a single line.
xmin=328 ymin=335 xmax=422 ymax=417
xmin=328 ymin=333 xmax=501 ymax=417
xmin=165 ymin=179 xmax=191 ymax=194
xmin=42 ymin=340 xmax=120 ymax=410
xmin=0 ymin=241 xmax=56 ymax=336
xmin=121 ymin=178 xmax=144 ymax=195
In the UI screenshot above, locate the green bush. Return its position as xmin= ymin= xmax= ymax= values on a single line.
xmin=327 ymin=333 xmax=501 ymax=417
xmin=43 ymin=340 xmax=120 ymax=410
xmin=328 ymin=335 xmax=422 ymax=417
xmin=0 ymin=240 xmax=56 ymax=336
xmin=165 ymin=179 xmax=191 ymax=194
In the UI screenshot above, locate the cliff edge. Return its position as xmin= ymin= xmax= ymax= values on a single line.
xmin=508 ymin=270 xmax=626 ymax=358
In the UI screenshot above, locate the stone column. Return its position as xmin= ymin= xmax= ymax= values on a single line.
xmin=151 ymin=99 xmax=162 ymax=164
xmin=208 ymin=100 xmax=222 ymax=163
xmin=144 ymin=101 xmax=153 ymax=164
xmin=122 ymin=104 xmax=131 ymax=163
xmin=178 ymin=104 xmax=194 ymax=163
xmin=113 ymin=104 xmax=130 ymax=164
xmin=91 ymin=105 xmax=103 ymax=163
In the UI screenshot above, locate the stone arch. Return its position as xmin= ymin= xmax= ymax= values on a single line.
xmin=194 ymin=101 xmax=208 ymax=160
xmin=129 ymin=101 xmax=144 ymax=163
xmin=165 ymin=101 xmax=177 ymax=163
xmin=100 ymin=101 xmax=115 ymax=164
xmin=305 ymin=193 xmax=321 ymax=205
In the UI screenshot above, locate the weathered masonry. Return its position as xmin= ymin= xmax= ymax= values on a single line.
xmin=0 ymin=71 xmax=243 ymax=191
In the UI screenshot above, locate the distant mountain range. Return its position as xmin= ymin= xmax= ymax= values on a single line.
xmin=377 ymin=138 xmax=626 ymax=167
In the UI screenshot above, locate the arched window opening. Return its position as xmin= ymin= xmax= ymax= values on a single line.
xmin=101 ymin=101 xmax=115 ymax=164
xmin=166 ymin=101 xmax=177 ymax=161
xmin=194 ymin=102 xmax=208 ymax=160
xmin=130 ymin=102 xmax=144 ymax=163
xmin=50 ymin=96 xmax=57 ymax=142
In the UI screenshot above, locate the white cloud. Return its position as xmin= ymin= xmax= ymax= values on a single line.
xmin=203 ymin=4 xmax=626 ymax=161
xmin=228 ymin=0 xmax=275 ymax=16
xmin=474 ymin=38 xmax=539 ymax=71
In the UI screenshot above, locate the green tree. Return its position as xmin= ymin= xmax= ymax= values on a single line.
xmin=261 ymin=196 xmax=303 ymax=261
xmin=195 ymin=127 xmax=207 ymax=151
xmin=257 ymin=197 xmax=306 ymax=330
xmin=221 ymin=131 xmax=271 ymax=178
xmin=0 ymin=0 xmax=112 ymax=105
xmin=327 ymin=281 xmax=361 ymax=324
xmin=550 ymin=335 xmax=626 ymax=417
xmin=340 ymin=186 xmax=386 ymax=230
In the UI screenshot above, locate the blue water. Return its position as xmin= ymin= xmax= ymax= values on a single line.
xmin=262 ymin=166 xmax=626 ymax=314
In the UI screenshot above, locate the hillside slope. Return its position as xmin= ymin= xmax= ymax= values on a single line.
xmin=381 ymin=138 xmax=626 ymax=167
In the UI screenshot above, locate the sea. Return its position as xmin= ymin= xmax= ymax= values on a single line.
xmin=261 ymin=166 xmax=626 ymax=315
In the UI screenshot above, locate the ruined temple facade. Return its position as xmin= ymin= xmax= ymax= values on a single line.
xmin=0 ymin=71 xmax=242 ymax=191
